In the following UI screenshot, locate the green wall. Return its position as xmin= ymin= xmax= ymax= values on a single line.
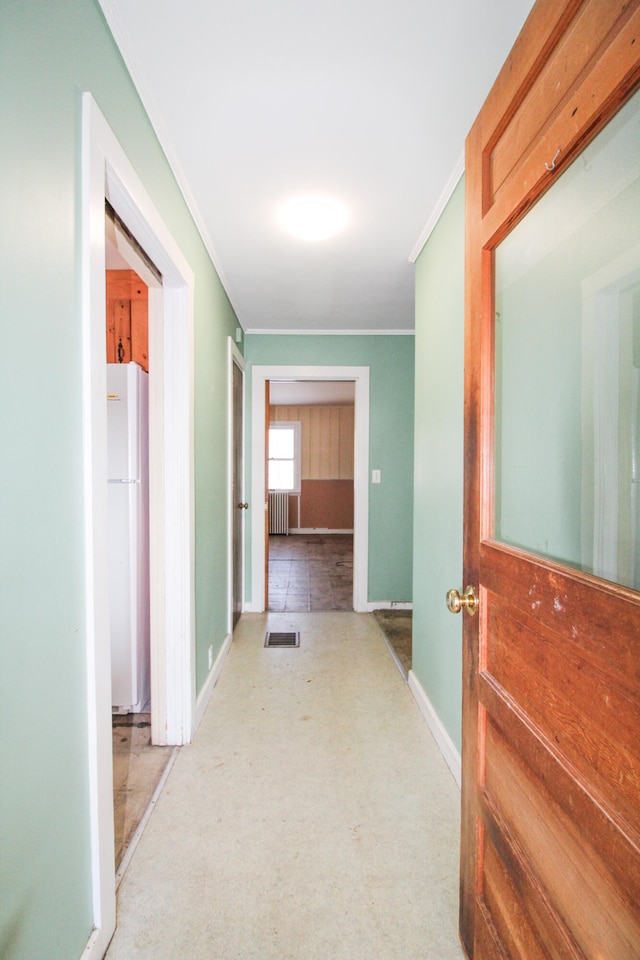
xmin=412 ymin=178 xmax=465 ymax=753
xmin=0 ymin=2 xmax=237 ymax=956
xmin=244 ymin=334 xmax=415 ymax=603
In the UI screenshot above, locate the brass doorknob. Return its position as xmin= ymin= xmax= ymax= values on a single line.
xmin=446 ymin=585 xmax=478 ymax=616
xmin=237 ymin=502 xmax=249 ymax=509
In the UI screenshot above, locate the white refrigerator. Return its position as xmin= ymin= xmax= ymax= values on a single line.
xmin=107 ymin=362 xmax=150 ymax=713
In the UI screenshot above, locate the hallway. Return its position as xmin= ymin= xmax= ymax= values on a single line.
xmin=105 ymin=612 xmax=464 ymax=959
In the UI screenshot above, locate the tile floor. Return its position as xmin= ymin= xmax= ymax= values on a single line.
xmin=106 ymin=611 xmax=465 ymax=960
xmin=268 ymin=533 xmax=353 ymax=611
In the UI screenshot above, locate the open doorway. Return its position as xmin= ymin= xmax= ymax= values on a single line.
xmin=250 ymin=365 xmax=370 ymax=613
xmin=230 ymin=341 xmax=246 ymax=630
xmin=105 ymin=210 xmax=175 ymax=874
xmin=83 ymin=93 xmax=196 ymax=955
xmin=267 ymin=380 xmax=355 ymax=611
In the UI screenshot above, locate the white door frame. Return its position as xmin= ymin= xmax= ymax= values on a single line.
xmin=249 ymin=365 xmax=370 ymax=612
xmin=228 ymin=338 xmax=246 ymax=631
xmin=581 ymin=244 xmax=640 ymax=585
xmin=81 ymin=94 xmax=195 ymax=958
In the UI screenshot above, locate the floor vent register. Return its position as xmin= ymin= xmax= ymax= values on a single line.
xmin=264 ymin=631 xmax=300 ymax=648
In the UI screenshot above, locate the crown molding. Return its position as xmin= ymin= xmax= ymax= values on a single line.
xmin=408 ymin=150 xmax=465 ymax=263
xmin=97 ymin=0 xmax=242 ymax=317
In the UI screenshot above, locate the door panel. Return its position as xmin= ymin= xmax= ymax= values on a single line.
xmin=488 ymin=0 xmax=635 ymax=204
xmin=478 ymin=3 xmax=640 ymax=242
xmin=461 ymin=2 xmax=640 ymax=958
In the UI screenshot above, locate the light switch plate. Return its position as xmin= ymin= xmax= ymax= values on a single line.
xmin=372 ymin=469 xmax=381 ymax=484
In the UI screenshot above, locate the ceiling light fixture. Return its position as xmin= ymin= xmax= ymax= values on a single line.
xmin=280 ymin=198 xmax=347 ymax=242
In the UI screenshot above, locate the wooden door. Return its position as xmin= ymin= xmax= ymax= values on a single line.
xmin=460 ymin=3 xmax=640 ymax=958
xmin=264 ymin=380 xmax=270 ymax=610
xmin=232 ymin=358 xmax=244 ymax=629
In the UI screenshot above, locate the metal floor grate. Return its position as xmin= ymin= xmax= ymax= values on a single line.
xmin=264 ymin=631 xmax=300 ymax=648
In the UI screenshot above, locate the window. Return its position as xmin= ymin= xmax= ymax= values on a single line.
xmin=268 ymin=422 xmax=301 ymax=493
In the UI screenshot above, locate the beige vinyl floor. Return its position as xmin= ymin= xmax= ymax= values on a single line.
xmin=105 ymin=611 xmax=465 ymax=960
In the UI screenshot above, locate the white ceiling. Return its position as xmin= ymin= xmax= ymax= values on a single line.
xmin=99 ymin=0 xmax=535 ymax=334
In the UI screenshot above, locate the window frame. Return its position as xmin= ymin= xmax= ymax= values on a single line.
xmin=268 ymin=421 xmax=301 ymax=494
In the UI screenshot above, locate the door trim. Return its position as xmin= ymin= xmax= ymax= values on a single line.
xmin=81 ymin=94 xmax=195 ymax=956
xmin=249 ymin=365 xmax=370 ymax=612
xmin=228 ymin=337 xmax=246 ymax=631
xmin=581 ymin=244 xmax=640 ymax=584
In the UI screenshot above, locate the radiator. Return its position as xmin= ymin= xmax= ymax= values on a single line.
xmin=268 ymin=492 xmax=289 ymax=535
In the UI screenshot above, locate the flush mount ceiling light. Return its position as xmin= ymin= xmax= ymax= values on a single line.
xmin=280 ymin=198 xmax=347 ymax=242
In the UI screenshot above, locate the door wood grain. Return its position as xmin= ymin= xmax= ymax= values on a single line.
xmin=461 ymin=3 xmax=640 ymax=958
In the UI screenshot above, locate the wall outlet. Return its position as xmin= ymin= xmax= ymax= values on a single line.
xmin=208 ymin=645 xmax=213 ymax=671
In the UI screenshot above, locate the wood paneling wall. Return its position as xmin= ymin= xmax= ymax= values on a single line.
xmin=271 ymin=405 xmax=354 ymax=479
xmin=106 ymin=269 xmax=149 ymax=372
xmin=298 ymin=480 xmax=353 ymax=529
xmin=271 ymin=404 xmax=355 ymax=530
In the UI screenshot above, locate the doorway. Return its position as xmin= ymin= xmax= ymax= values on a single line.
xmin=267 ymin=379 xmax=355 ymax=612
xmin=250 ymin=365 xmax=370 ymax=613
xmin=229 ymin=340 xmax=246 ymax=630
xmin=105 ymin=210 xmax=179 ymax=874
xmin=83 ymin=94 xmax=196 ymax=957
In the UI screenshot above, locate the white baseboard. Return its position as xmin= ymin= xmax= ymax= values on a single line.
xmin=245 ymin=601 xmax=413 ymax=613
xmin=80 ymin=926 xmax=112 ymax=960
xmin=365 ymin=601 xmax=413 ymax=611
xmin=194 ymin=632 xmax=232 ymax=732
xmin=408 ymin=670 xmax=461 ymax=788
xmin=242 ymin=602 xmax=263 ymax=613
xmin=288 ymin=528 xmax=354 ymax=534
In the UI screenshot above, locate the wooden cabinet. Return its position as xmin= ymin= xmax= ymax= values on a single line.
xmin=106 ymin=269 xmax=149 ymax=372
